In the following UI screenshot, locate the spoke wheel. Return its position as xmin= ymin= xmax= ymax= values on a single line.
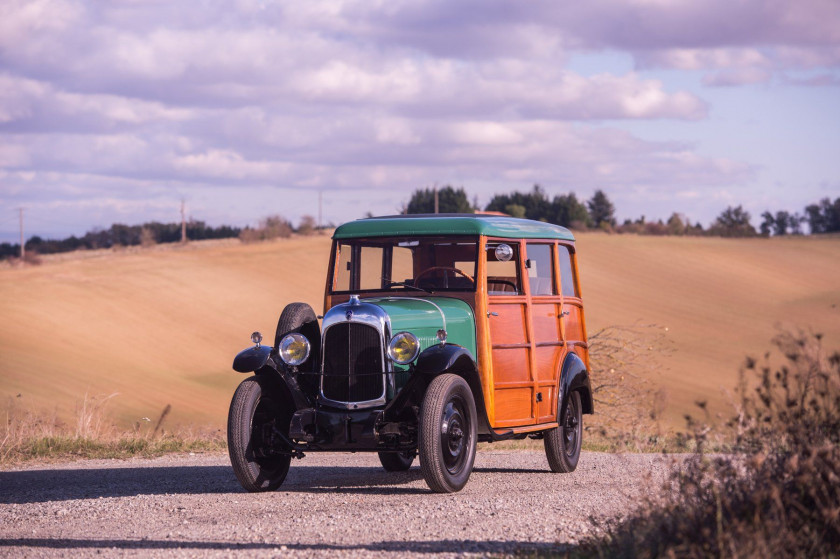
xmin=419 ymin=374 xmax=477 ymax=493
xmin=228 ymin=376 xmax=292 ymax=492
xmin=544 ymin=391 xmax=583 ymax=473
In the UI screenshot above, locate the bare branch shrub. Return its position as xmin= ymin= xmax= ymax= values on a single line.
xmin=298 ymin=215 xmax=317 ymax=236
xmin=586 ymin=323 xmax=672 ymax=450
xmin=590 ymin=328 xmax=840 ymax=558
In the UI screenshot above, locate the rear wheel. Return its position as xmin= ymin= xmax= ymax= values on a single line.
xmin=377 ymin=451 xmax=416 ymax=472
xmin=419 ymin=374 xmax=477 ymax=493
xmin=227 ymin=376 xmax=292 ymax=492
xmin=544 ymin=391 xmax=583 ymax=473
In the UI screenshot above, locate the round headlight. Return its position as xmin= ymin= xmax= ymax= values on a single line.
xmin=387 ymin=332 xmax=420 ymax=365
xmin=279 ymin=333 xmax=310 ymax=366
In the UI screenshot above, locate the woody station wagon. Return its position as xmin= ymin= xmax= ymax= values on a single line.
xmin=227 ymin=214 xmax=593 ymax=493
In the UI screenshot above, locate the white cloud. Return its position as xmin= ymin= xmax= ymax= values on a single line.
xmin=0 ymin=0 xmax=835 ymax=242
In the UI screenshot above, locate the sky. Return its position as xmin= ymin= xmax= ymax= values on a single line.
xmin=1 ymin=0 xmax=839 ymax=243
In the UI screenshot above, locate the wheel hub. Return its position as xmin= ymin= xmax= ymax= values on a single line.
xmin=441 ymin=401 xmax=468 ymax=472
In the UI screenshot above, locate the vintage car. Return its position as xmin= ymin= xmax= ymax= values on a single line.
xmin=227 ymin=214 xmax=593 ymax=493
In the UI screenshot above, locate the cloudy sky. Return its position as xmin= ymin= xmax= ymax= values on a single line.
xmin=1 ymin=0 xmax=839 ymax=242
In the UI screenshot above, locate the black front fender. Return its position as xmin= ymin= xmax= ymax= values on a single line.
xmin=558 ymin=352 xmax=594 ymax=421
xmin=414 ymin=343 xmax=475 ymax=375
xmin=232 ymin=346 xmax=312 ymax=411
xmin=232 ymin=345 xmax=273 ymax=372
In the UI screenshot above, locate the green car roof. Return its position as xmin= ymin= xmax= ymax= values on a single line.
xmin=333 ymin=213 xmax=575 ymax=241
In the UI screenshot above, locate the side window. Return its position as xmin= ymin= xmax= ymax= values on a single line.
xmin=359 ymin=246 xmax=383 ymax=290
xmin=525 ymin=244 xmax=555 ymax=296
xmin=335 ymin=243 xmax=352 ymax=291
xmin=486 ymin=242 xmax=521 ymax=295
xmin=390 ymin=246 xmax=414 ymax=284
xmin=557 ymin=245 xmax=578 ymax=297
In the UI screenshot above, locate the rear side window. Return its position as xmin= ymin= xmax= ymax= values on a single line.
xmin=486 ymin=242 xmax=521 ymax=295
xmin=525 ymin=244 xmax=555 ymax=296
xmin=557 ymin=245 xmax=578 ymax=297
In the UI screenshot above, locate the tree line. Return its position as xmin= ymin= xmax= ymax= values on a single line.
xmin=404 ymin=185 xmax=840 ymax=238
xmin=0 ymin=214 xmax=331 ymax=262
xmin=0 ymin=220 xmax=243 ymax=261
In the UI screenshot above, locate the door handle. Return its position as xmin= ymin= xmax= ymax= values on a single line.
xmin=560 ymin=311 xmax=570 ymax=317
xmin=487 ymin=311 xmax=499 ymax=317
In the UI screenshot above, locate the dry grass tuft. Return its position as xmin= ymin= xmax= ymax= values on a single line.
xmin=0 ymin=394 xmax=224 ymax=467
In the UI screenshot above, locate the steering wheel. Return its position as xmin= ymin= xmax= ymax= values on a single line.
xmin=414 ymin=266 xmax=475 ymax=288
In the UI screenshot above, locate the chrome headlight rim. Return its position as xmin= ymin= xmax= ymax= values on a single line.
xmin=278 ymin=333 xmax=311 ymax=366
xmin=387 ymin=331 xmax=420 ymax=365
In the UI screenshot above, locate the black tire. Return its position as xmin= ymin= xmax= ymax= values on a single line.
xmin=544 ymin=391 xmax=583 ymax=473
xmin=227 ymin=376 xmax=292 ymax=492
xmin=419 ymin=374 xmax=477 ymax=493
xmin=377 ymin=451 xmax=416 ymax=472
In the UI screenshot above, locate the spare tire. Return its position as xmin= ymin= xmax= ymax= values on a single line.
xmin=274 ymin=302 xmax=321 ymax=381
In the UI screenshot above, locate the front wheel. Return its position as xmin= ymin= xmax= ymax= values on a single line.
xmin=227 ymin=376 xmax=292 ymax=492
xmin=544 ymin=391 xmax=583 ymax=473
xmin=419 ymin=374 xmax=477 ymax=493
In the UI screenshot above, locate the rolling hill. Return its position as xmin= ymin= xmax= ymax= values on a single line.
xmin=1 ymin=232 xmax=838 ymax=429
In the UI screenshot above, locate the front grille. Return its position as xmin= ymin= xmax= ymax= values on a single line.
xmin=322 ymin=322 xmax=385 ymax=402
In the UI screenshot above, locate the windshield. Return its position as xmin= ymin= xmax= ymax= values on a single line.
xmin=331 ymin=237 xmax=478 ymax=293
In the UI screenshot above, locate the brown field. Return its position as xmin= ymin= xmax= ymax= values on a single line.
xmin=1 ymin=233 xmax=838 ymax=430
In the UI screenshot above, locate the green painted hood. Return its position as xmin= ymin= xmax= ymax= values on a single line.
xmin=365 ymin=296 xmax=477 ymax=361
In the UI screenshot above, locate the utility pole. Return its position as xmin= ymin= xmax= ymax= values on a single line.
xmin=180 ymin=199 xmax=187 ymax=243
xmin=434 ymin=185 xmax=439 ymax=214
xmin=318 ymin=190 xmax=323 ymax=231
xmin=18 ymin=207 xmax=25 ymax=262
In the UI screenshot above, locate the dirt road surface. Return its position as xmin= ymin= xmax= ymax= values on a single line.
xmin=0 ymin=451 xmax=674 ymax=558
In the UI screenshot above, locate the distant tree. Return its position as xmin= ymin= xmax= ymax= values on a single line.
xmin=485 ymin=185 xmax=552 ymax=220
xmin=504 ymin=204 xmax=527 ymax=218
xmin=666 ymin=213 xmax=687 ymax=236
xmin=297 ymin=215 xmax=317 ymax=235
xmin=406 ymin=186 xmax=474 ymax=214
xmin=804 ymin=197 xmax=840 ymax=234
xmin=760 ymin=211 xmax=775 ymax=236
xmin=708 ymin=205 xmax=756 ymax=237
xmin=760 ymin=210 xmax=806 ymax=236
xmin=551 ymin=193 xmax=590 ymax=228
xmin=587 ymin=190 xmax=616 ymax=227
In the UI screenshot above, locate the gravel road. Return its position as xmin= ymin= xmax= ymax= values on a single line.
xmin=0 ymin=450 xmax=676 ymax=558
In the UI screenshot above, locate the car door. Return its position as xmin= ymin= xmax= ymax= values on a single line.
xmin=485 ymin=240 xmax=535 ymax=427
xmin=525 ymin=242 xmax=564 ymax=424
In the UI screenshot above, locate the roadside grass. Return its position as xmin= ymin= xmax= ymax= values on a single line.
xmin=0 ymin=394 xmax=225 ymax=467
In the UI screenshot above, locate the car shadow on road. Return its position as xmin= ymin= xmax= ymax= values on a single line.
xmin=0 ymin=464 xmax=430 ymax=504
xmin=0 ymin=537 xmax=576 ymax=556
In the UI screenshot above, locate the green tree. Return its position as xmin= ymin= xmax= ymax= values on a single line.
xmin=504 ymin=204 xmax=527 ymax=218
xmin=406 ymin=186 xmax=474 ymax=214
xmin=587 ymin=190 xmax=616 ymax=227
xmin=666 ymin=213 xmax=687 ymax=236
xmin=708 ymin=205 xmax=756 ymax=237
xmin=485 ymin=185 xmax=552 ymax=220
xmin=804 ymin=197 xmax=840 ymax=234
xmin=551 ymin=193 xmax=590 ymax=228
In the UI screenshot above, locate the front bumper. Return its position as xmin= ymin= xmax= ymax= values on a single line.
xmin=288 ymin=406 xmax=416 ymax=452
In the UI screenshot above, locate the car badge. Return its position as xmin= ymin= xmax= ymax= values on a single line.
xmin=346 ymin=309 xmax=353 ymax=320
